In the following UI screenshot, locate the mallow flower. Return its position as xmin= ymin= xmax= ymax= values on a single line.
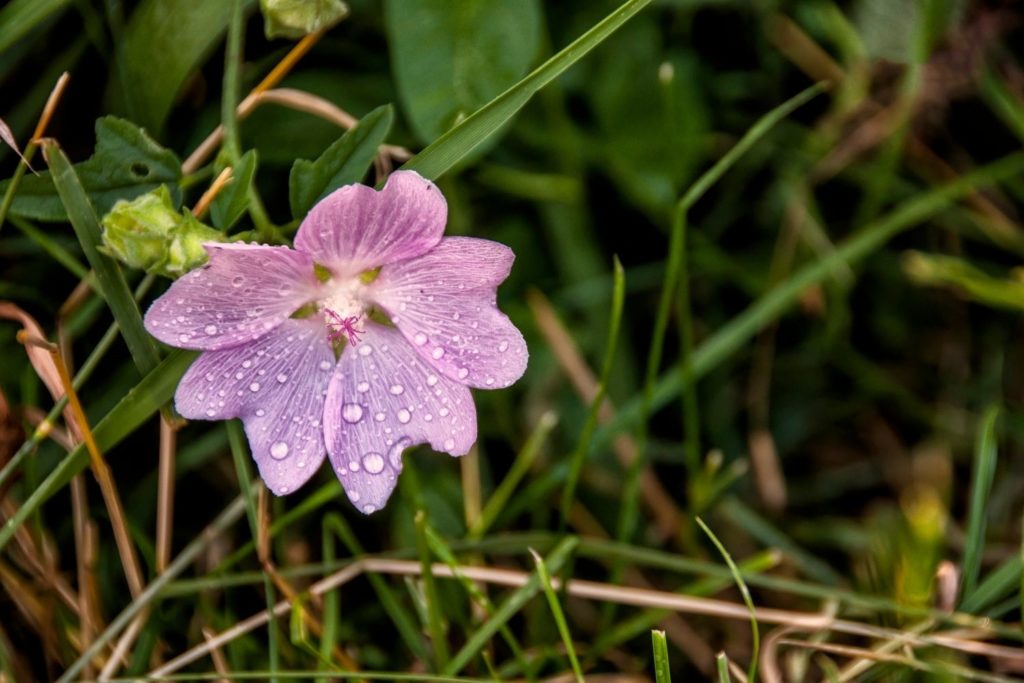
xmin=144 ymin=171 xmax=527 ymax=513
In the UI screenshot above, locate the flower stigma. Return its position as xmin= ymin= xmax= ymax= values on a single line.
xmin=321 ymin=277 xmax=369 ymax=345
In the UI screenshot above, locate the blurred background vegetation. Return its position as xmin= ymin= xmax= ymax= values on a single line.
xmin=2 ymin=0 xmax=1024 ymax=680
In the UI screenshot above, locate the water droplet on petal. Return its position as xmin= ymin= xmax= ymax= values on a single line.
xmin=270 ymin=442 xmax=289 ymax=459
xmin=362 ymin=453 xmax=384 ymax=474
xmin=444 ymin=439 xmax=455 ymax=450
xmin=499 ymin=341 xmax=509 ymax=352
xmin=427 ymin=374 xmax=438 ymax=386
xmin=249 ymin=382 xmax=260 ymax=392
xmin=358 ymin=344 xmax=373 ymax=356
xmin=242 ymin=359 xmax=253 ymax=368
xmin=205 ymin=324 xmax=218 ymax=335
xmin=485 ymin=377 xmax=495 ymax=386
xmin=432 ymin=347 xmax=445 ymax=360
xmin=390 ymin=384 xmax=404 ymax=395
xmin=439 ymin=407 xmax=449 ymax=417
xmin=319 ymin=360 xmax=333 ymax=371
xmin=362 ymin=504 xmax=376 ymax=514
xmin=256 ymin=408 xmax=266 ymax=416
xmin=179 ymin=333 xmax=191 ymax=343
xmin=206 ymin=408 xmax=216 ymax=417
xmin=342 ymin=403 xmax=364 ymax=423
xmin=397 ymin=409 xmax=411 ymax=424
xmin=457 ymin=368 xmax=469 ymax=379
xmin=357 ymin=381 xmax=370 ymax=393
xmin=350 ymin=490 xmax=360 ymax=502
xmin=414 ymin=332 xmax=427 ymax=346
xmin=374 ymin=412 xmax=385 ymax=422
xmin=276 ymin=373 xmax=288 ymax=383
xmin=232 ymin=276 xmax=244 ymax=287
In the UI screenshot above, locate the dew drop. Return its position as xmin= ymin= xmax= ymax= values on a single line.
xmin=362 ymin=452 xmax=385 ymax=474
xmin=427 ymin=374 xmax=438 ymax=387
xmin=390 ymin=384 xmax=404 ymax=395
xmin=485 ymin=377 xmax=495 ymax=386
xmin=235 ymin=371 xmax=244 ymax=380
xmin=205 ymin=324 xmax=218 ymax=335
xmin=270 ymin=441 xmax=289 ymax=459
xmin=249 ymin=382 xmax=261 ymax=392
xmin=414 ymin=332 xmax=427 ymax=346
xmin=206 ymin=408 xmax=216 ymax=417
xmin=358 ymin=344 xmax=373 ymax=356
xmin=319 ymin=360 xmax=333 ymax=371
xmin=362 ymin=504 xmax=376 ymax=514
xmin=342 ymin=403 xmax=364 ymax=423
xmin=431 ymin=347 xmax=445 ymax=360
xmin=232 ymin=276 xmax=244 ymax=287
xmin=444 ymin=439 xmax=455 ymax=450
xmin=178 ymin=333 xmax=190 ymax=343
xmin=256 ymin=408 xmax=266 ymax=417
xmin=439 ymin=407 xmax=449 ymax=417
xmin=357 ymin=381 xmax=370 ymax=393
xmin=276 ymin=373 xmax=288 ymax=383
xmin=397 ymin=409 xmax=411 ymax=424
xmin=242 ymin=359 xmax=253 ymax=368
xmin=499 ymin=340 xmax=509 ymax=352
xmin=350 ymin=490 xmax=360 ymax=502
xmin=374 ymin=412 xmax=385 ymax=422
xmin=457 ymin=368 xmax=469 ymax=379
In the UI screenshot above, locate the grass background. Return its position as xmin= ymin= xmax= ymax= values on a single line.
xmin=2 ymin=0 xmax=1024 ymax=680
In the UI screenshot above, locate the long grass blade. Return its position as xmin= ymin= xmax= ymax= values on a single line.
xmin=960 ymin=404 xmax=1001 ymax=603
xmin=531 ymin=549 xmax=584 ymax=683
xmin=652 ymin=629 xmax=672 ymax=683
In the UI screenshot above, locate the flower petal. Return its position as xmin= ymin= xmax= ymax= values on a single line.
xmin=323 ymin=323 xmax=476 ymax=514
xmin=293 ymin=170 xmax=446 ymax=277
xmin=145 ymin=243 xmax=320 ymax=351
xmin=369 ymin=237 xmax=528 ymax=389
xmin=175 ymin=318 xmax=335 ymax=495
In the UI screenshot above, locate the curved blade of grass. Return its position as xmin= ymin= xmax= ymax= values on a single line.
xmin=696 ymin=516 xmax=759 ymax=683
xmin=595 ymin=151 xmax=1024 ymax=450
xmin=415 ymin=511 xmax=450 ymax=670
xmin=469 ymin=410 xmax=558 ymax=539
xmin=42 ymin=140 xmax=160 ymax=375
xmin=0 ymin=0 xmax=71 ymax=55
xmin=560 ymin=256 xmax=625 ymax=528
xmin=531 ymin=549 xmax=584 ymax=683
xmin=651 ymin=630 xmax=671 ymax=683
xmin=403 ymin=0 xmax=651 ymax=181
xmin=442 ymin=537 xmax=579 ymax=676
xmin=960 ymin=404 xmax=1001 ymax=603
xmin=0 ymin=349 xmax=195 ymax=553
xmin=716 ymin=652 xmax=733 ymax=682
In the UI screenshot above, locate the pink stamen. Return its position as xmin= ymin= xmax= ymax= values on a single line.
xmin=325 ymin=310 xmax=364 ymax=345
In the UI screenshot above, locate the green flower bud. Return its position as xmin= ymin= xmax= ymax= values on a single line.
xmin=260 ymin=0 xmax=348 ymax=40
xmin=101 ymin=186 xmax=224 ymax=279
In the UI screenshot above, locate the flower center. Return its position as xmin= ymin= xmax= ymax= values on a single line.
xmin=320 ymin=279 xmax=368 ymax=345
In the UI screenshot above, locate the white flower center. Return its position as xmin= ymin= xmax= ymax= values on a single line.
xmin=320 ymin=278 xmax=369 ymax=344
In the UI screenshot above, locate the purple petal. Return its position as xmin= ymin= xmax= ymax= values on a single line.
xmin=323 ymin=323 xmax=476 ymax=514
xmin=293 ymin=170 xmax=446 ymax=277
xmin=175 ymin=318 xmax=335 ymax=495
xmin=145 ymin=243 xmax=320 ymax=351
xmin=369 ymin=237 xmax=528 ymax=389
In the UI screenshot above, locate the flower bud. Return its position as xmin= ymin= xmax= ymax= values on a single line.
xmin=101 ymin=186 xmax=224 ymax=279
xmin=260 ymin=0 xmax=348 ymax=40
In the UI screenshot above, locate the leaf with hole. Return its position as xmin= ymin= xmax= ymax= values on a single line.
xmin=210 ymin=149 xmax=258 ymax=231
xmin=0 ymin=116 xmax=182 ymax=222
xmin=288 ymin=104 xmax=393 ymax=219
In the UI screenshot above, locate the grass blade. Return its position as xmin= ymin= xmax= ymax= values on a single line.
xmin=531 ymin=548 xmax=584 ymax=683
xmin=415 ymin=510 xmax=450 ymax=670
xmin=0 ymin=349 xmax=195 ymax=553
xmin=403 ymin=0 xmax=651 ymax=181
xmin=716 ymin=652 xmax=733 ymax=682
xmin=652 ymin=630 xmax=672 ymax=683
xmin=443 ymin=537 xmax=579 ymax=676
xmin=960 ymin=404 xmax=1001 ymax=603
xmin=697 ymin=517 xmax=760 ymax=683
xmin=42 ymin=140 xmax=161 ymax=375
xmin=560 ymin=256 xmax=625 ymax=527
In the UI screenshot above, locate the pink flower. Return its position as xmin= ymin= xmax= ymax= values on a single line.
xmin=144 ymin=171 xmax=527 ymax=513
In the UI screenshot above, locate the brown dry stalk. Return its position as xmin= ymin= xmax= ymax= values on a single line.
xmin=201 ymin=627 xmax=231 ymax=683
xmin=156 ymin=415 xmax=179 ymax=574
xmin=97 ymin=611 xmax=148 ymax=681
xmin=151 ymin=558 xmax=1024 ymax=679
xmin=191 ymin=166 xmax=234 ymax=220
xmin=31 ymin=72 xmax=70 ymax=143
xmin=527 ymin=289 xmax=682 ymax=539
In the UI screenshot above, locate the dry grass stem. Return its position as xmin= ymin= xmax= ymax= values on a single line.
xmin=156 ymin=416 xmax=178 ymax=574
xmin=191 ymin=166 xmax=234 ymax=220
xmin=31 ymin=72 xmax=70 ymax=143
xmin=527 ymin=289 xmax=682 ymax=539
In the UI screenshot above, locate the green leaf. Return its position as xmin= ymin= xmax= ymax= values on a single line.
xmin=961 ymin=405 xmax=1001 ymax=603
xmin=903 ymin=251 xmax=1024 ymax=311
xmin=42 ymin=139 xmax=162 ymax=375
xmin=1 ymin=117 xmax=182 ymax=222
xmin=403 ymin=0 xmax=653 ymax=181
xmin=211 ymin=149 xmax=258 ymax=230
xmin=106 ymin=0 xmax=254 ymax=134
xmin=0 ymin=349 xmax=196 ymax=554
xmin=288 ymin=104 xmax=393 ymax=219
xmin=0 ymin=0 xmax=71 ymax=55
xmin=385 ymin=0 xmax=540 ymax=144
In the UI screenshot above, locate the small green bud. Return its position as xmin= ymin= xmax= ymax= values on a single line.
xmin=260 ymin=0 xmax=348 ymax=40
xmin=101 ymin=186 xmax=224 ymax=279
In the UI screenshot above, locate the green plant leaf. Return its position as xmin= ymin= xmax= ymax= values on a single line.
xmin=1 ymin=117 xmax=182 ymax=222
xmin=106 ymin=0 xmax=254 ymax=134
xmin=42 ymin=139 xmax=162 ymax=375
xmin=385 ymin=0 xmax=540 ymax=144
xmin=0 ymin=0 xmax=71 ymax=55
xmin=288 ymin=103 xmax=393 ymax=219
xmin=403 ymin=0 xmax=652 ymax=181
xmin=211 ymin=149 xmax=258 ymax=231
